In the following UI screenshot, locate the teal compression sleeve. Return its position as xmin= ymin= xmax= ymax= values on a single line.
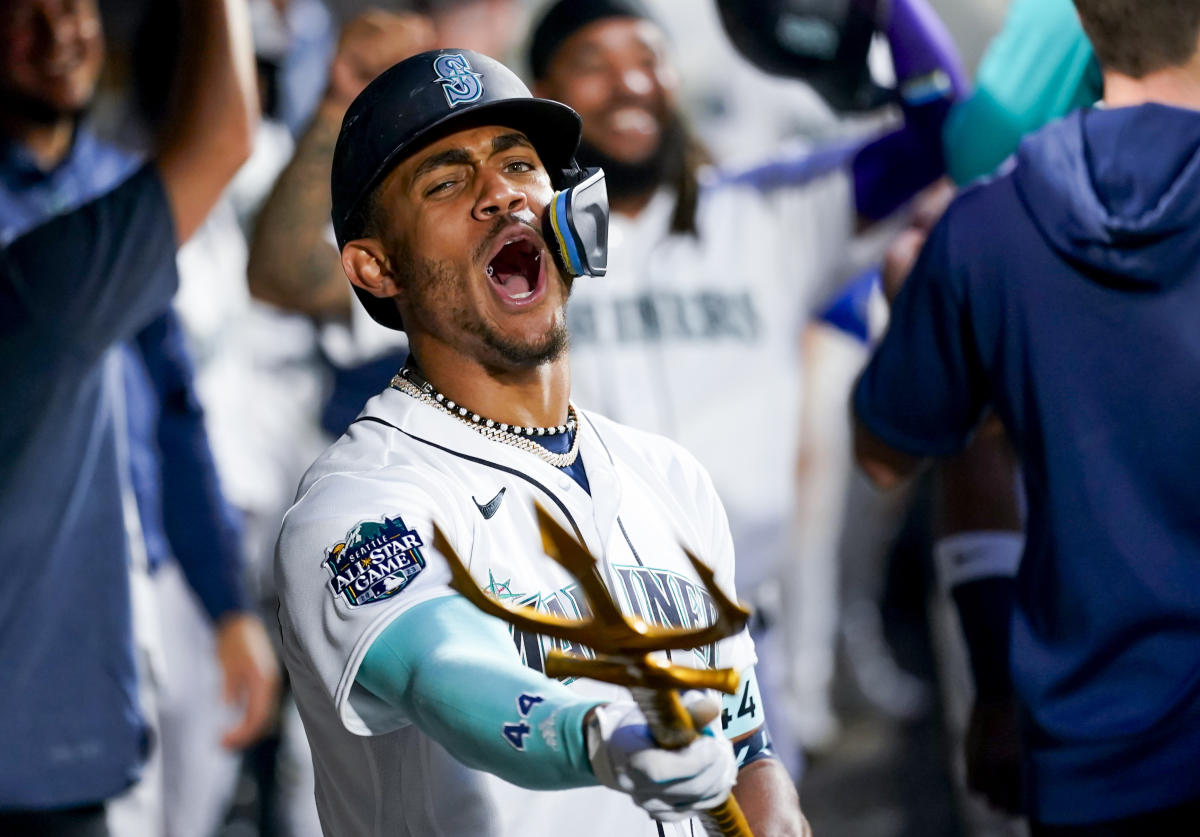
xmin=357 ymin=595 xmax=599 ymax=789
xmin=944 ymin=0 xmax=1102 ymax=185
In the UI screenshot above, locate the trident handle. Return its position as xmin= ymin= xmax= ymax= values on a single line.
xmin=628 ymin=686 xmax=754 ymax=837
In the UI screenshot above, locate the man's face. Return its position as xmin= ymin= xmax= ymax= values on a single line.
xmin=0 ymin=0 xmax=104 ymax=122
xmin=373 ymin=124 xmax=569 ymax=370
xmin=536 ymin=17 xmax=678 ymax=165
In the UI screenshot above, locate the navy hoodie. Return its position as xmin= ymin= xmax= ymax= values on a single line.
xmin=855 ymin=103 xmax=1200 ymax=824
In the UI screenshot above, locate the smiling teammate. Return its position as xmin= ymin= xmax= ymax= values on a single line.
xmin=274 ymin=50 xmax=807 ymax=836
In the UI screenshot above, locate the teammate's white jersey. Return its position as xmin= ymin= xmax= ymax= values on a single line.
xmin=275 ymin=387 xmax=756 ymax=837
xmin=566 ymin=165 xmax=855 ymax=595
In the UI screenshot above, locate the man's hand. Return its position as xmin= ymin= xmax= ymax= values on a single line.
xmin=965 ymin=694 xmax=1024 ymax=814
xmin=881 ymin=178 xmax=956 ymax=302
xmin=585 ymin=693 xmax=737 ymax=821
xmin=881 ymin=227 xmax=929 ymax=304
xmin=215 ymin=612 xmax=281 ymax=750
xmin=325 ymin=10 xmax=436 ymax=110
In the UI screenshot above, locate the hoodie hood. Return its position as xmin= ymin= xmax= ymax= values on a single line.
xmin=1013 ymin=103 xmax=1200 ymax=288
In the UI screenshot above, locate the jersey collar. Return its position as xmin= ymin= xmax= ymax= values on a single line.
xmin=365 ymin=386 xmax=624 ymax=552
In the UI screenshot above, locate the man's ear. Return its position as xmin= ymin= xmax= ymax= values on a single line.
xmin=342 ymin=239 xmax=401 ymax=300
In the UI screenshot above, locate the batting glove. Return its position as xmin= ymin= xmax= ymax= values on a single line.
xmin=585 ymin=692 xmax=737 ymax=821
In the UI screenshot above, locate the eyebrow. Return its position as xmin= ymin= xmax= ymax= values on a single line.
xmin=409 ymin=133 xmax=534 ymax=186
xmin=491 ymin=132 xmax=533 ymax=154
xmin=410 ymin=148 xmax=474 ymax=185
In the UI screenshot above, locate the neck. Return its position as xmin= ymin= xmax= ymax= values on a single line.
xmin=611 ymin=190 xmax=655 ymax=218
xmin=407 ymin=339 xmax=572 ymax=429
xmin=1104 ymin=59 xmax=1200 ymax=110
xmin=0 ymin=111 xmax=76 ymax=170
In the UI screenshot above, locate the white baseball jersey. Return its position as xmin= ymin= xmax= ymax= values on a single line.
xmin=275 ymin=386 xmax=756 ymax=837
xmin=566 ymin=164 xmax=856 ymax=595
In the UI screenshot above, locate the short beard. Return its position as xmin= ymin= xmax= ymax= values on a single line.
xmin=400 ymin=252 xmax=570 ymax=370
xmin=574 ymin=111 xmax=687 ymax=203
xmin=480 ymin=311 xmax=570 ymax=368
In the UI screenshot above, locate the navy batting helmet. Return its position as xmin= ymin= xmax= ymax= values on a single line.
xmin=331 ymin=49 xmax=583 ymax=330
xmin=716 ymin=0 xmax=891 ymax=112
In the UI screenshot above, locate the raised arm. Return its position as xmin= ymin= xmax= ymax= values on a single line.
xmin=248 ymin=12 xmax=434 ymax=319
xmin=852 ymin=0 xmax=968 ymax=223
xmin=154 ymin=0 xmax=258 ymax=243
xmin=943 ymin=0 xmax=1101 ymax=185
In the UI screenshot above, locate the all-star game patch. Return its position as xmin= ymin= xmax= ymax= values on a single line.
xmin=324 ymin=516 xmax=426 ymax=607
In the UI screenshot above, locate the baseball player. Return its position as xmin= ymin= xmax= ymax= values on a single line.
xmin=854 ymin=0 xmax=1200 ymax=831
xmin=274 ymin=50 xmax=807 ymax=836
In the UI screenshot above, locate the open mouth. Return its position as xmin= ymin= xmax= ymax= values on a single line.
xmin=608 ymin=106 xmax=659 ymax=137
xmin=485 ymin=237 xmax=544 ymax=304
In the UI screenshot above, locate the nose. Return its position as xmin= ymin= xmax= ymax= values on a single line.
xmin=472 ymin=169 xmax=527 ymax=221
xmin=38 ymin=5 xmax=82 ymax=46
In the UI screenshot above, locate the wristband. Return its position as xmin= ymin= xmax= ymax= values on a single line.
xmin=934 ymin=531 xmax=1024 ymax=592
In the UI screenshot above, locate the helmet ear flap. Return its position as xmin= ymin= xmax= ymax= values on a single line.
xmin=544 ymin=167 xmax=609 ymax=279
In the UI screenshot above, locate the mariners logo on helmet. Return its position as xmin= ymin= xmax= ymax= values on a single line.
xmin=324 ymin=516 xmax=426 ymax=607
xmin=433 ymin=52 xmax=485 ymax=108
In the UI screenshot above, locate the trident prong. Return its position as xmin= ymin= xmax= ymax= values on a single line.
xmin=430 ymin=502 xmax=750 ymax=685
xmin=535 ymin=505 xmax=628 ymax=628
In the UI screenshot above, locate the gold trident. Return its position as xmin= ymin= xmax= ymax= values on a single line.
xmin=432 ymin=504 xmax=756 ymax=837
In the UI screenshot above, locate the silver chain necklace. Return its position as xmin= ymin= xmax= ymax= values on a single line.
xmin=389 ymin=367 xmax=582 ymax=468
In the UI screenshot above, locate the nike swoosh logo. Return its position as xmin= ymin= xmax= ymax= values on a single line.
xmin=473 ymin=487 xmax=506 ymax=520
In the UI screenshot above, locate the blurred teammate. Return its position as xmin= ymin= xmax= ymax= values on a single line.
xmin=855 ymin=1 xmax=1200 ymax=833
xmin=0 ymin=1 xmax=268 ymax=834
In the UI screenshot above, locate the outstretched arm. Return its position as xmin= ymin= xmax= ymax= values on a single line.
xmin=248 ymin=12 xmax=434 ymax=319
xmin=156 ymin=0 xmax=259 ymax=242
xmin=357 ymin=595 xmax=597 ymax=789
xmin=357 ymin=595 xmax=737 ymax=820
